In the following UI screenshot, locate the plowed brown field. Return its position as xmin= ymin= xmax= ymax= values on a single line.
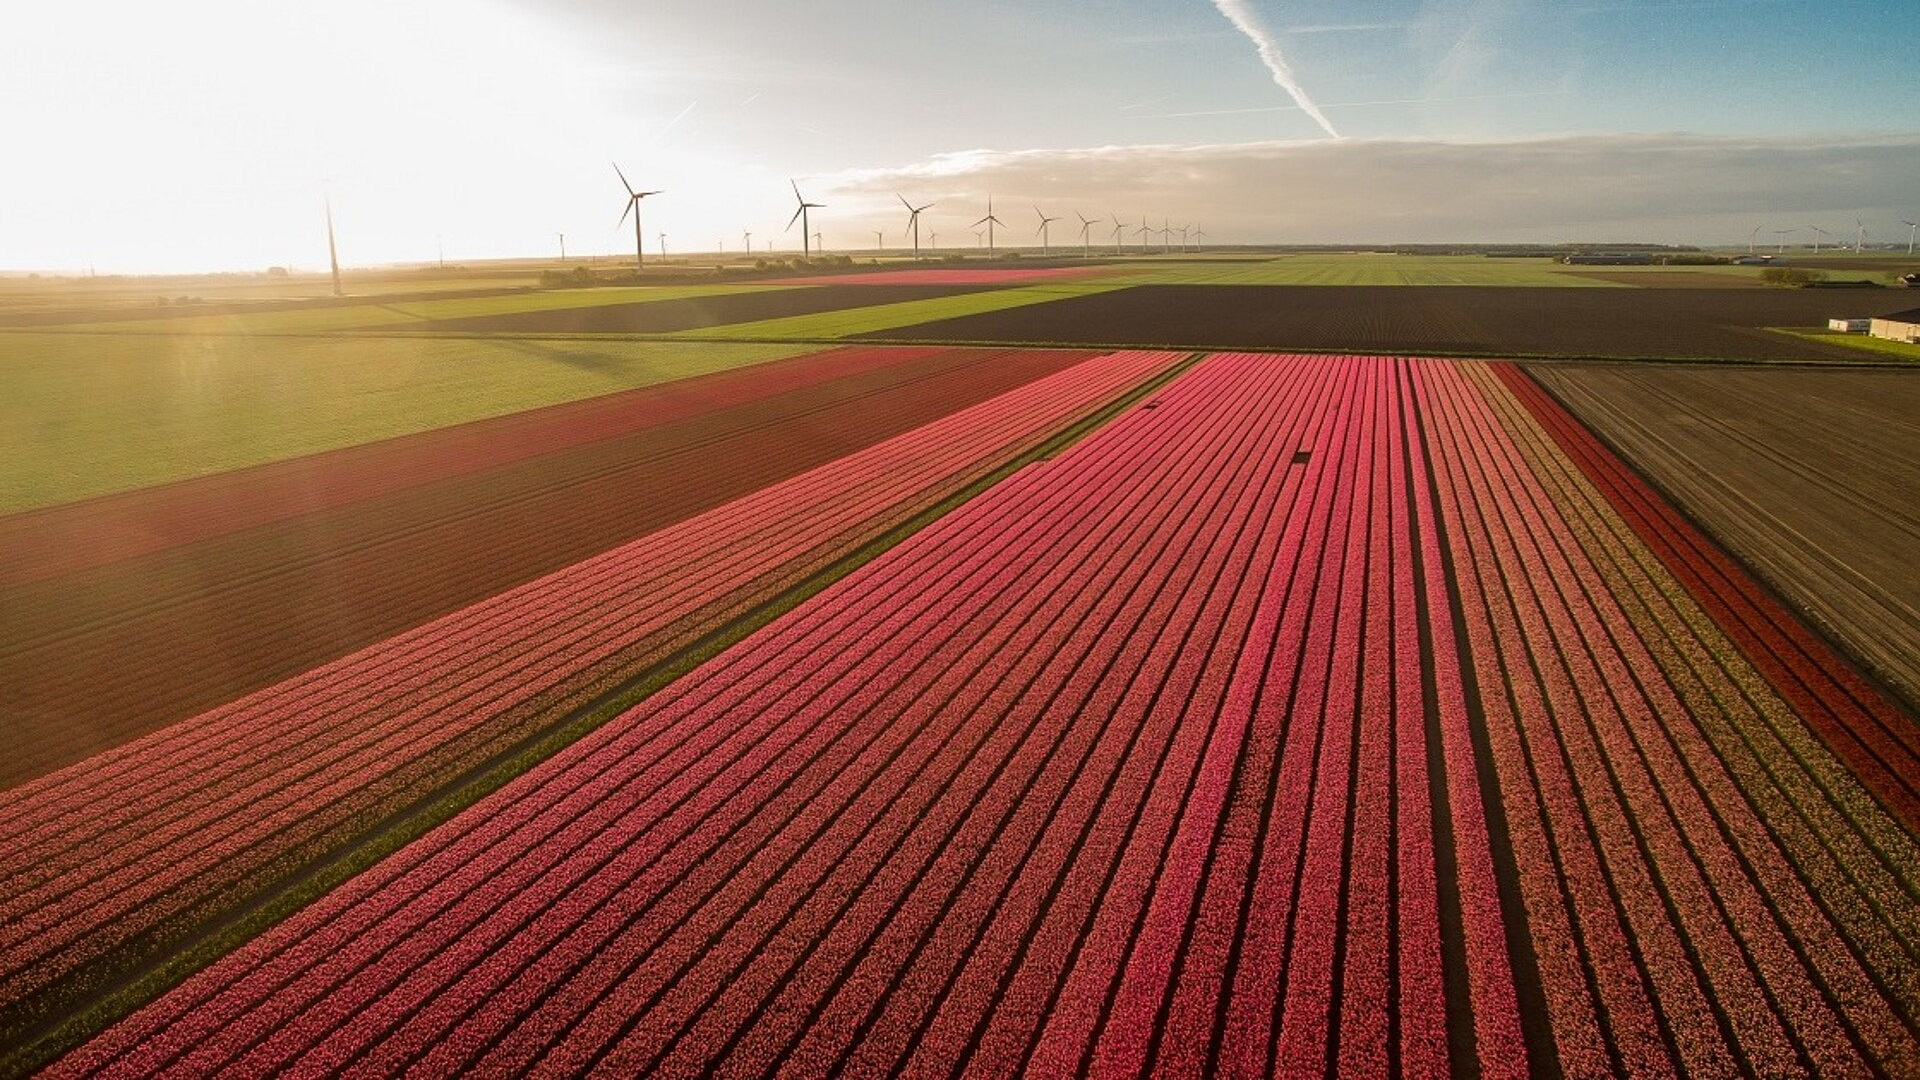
xmin=856 ymin=284 xmax=1920 ymax=359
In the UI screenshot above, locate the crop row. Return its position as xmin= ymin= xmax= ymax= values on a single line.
xmin=0 ymin=346 xmax=1098 ymax=786
xmin=1418 ymin=358 xmax=1919 ymax=1074
xmin=45 ymin=353 xmax=1920 ymax=1076
xmin=50 ymin=354 xmax=1529 ymax=1078
xmin=0 ymin=348 xmax=1176 ymax=1049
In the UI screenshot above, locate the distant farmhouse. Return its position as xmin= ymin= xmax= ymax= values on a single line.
xmin=1869 ymin=307 xmax=1920 ymax=344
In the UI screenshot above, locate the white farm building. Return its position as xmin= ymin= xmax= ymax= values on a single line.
xmin=1869 ymin=308 xmax=1920 ymax=344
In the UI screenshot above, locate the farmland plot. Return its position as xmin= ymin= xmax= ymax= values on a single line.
xmin=0 ymin=346 xmax=1097 ymax=785
xmin=49 ymin=354 xmax=1918 ymax=1076
xmin=0 ymin=348 xmax=1178 ymax=1064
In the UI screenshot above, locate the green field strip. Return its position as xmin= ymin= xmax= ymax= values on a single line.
xmin=672 ymin=281 xmax=1132 ymax=340
xmin=0 ymin=349 xmax=1202 ymax=1079
xmin=1769 ymin=328 xmax=1920 ymax=363
xmin=0 ymin=336 xmax=819 ymax=513
xmin=32 ymin=284 xmax=805 ymax=336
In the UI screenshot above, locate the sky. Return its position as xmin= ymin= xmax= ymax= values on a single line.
xmin=2 ymin=0 xmax=1915 ymax=273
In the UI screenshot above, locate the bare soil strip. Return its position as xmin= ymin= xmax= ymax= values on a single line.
xmin=1526 ymin=365 xmax=1920 ymax=712
xmin=416 ymin=284 xmax=1004 ymax=335
xmin=853 ymin=284 xmax=1920 ymax=360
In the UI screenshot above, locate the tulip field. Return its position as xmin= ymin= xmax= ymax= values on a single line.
xmin=21 ymin=352 xmax=1918 ymax=1077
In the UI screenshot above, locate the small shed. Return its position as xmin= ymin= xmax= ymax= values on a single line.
xmin=1869 ymin=307 xmax=1920 ymax=344
xmin=1827 ymin=317 xmax=1870 ymax=333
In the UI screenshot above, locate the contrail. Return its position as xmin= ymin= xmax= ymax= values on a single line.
xmin=1210 ymin=0 xmax=1341 ymax=139
xmin=651 ymin=100 xmax=698 ymax=143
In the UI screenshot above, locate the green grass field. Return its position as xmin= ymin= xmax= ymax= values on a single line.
xmin=0 ymin=334 xmax=819 ymax=512
xmin=675 ymin=281 xmax=1132 ymax=340
xmin=45 ymin=284 xmax=801 ymax=336
xmin=1772 ymin=327 xmax=1920 ymax=362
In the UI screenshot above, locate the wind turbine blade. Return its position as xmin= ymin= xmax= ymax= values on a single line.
xmin=787 ymin=205 xmax=805 ymax=231
xmin=791 ymin=179 xmax=806 ymax=204
xmin=618 ymin=199 xmax=634 ymax=229
xmin=613 ymin=162 xmax=636 ymax=196
xmin=899 ymin=193 xmax=915 ymax=212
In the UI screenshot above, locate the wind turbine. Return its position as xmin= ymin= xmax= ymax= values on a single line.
xmin=1771 ymin=228 xmax=1794 ymax=255
xmin=1192 ymin=226 xmax=1206 ymax=252
xmin=787 ymin=180 xmax=824 ymax=258
xmin=899 ymin=194 xmax=934 ymax=257
xmin=1747 ymin=224 xmax=1763 ymax=254
xmin=1110 ymin=214 xmax=1126 ymax=254
xmin=323 ymin=196 xmax=342 ymax=297
xmin=1904 ymin=219 xmax=1917 ymax=255
xmin=614 ymin=163 xmax=662 ymax=268
xmin=1135 ymin=216 xmax=1152 ymax=253
xmin=658 ymin=232 xmax=667 ymax=260
xmin=1034 ymin=206 xmax=1061 ymax=256
xmin=873 ymin=230 xmax=885 ymax=252
xmin=1856 ymin=219 xmax=1868 ymax=253
xmin=742 ymin=229 xmax=752 ymax=254
xmin=929 ymin=231 xmax=937 ymax=250
xmin=974 ymin=196 xmax=1006 ymax=255
xmin=1075 ymin=211 xmax=1097 ymax=257
xmin=1175 ymin=224 xmax=1191 ymax=252
xmin=813 ymin=230 xmax=823 ymax=255
xmin=1809 ymin=225 xmax=1831 ymax=254
xmin=973 ymin=228 xmax=986 ymax=249
xmin=558 ymin=233 xmax=567 ymax=263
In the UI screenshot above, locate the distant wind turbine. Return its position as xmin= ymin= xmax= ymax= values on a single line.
xmin=1904 ymin=219 xmax=1917 ymax=255
xmin=1856 ymin=219 xmax=1868 ymax=253
xmin=614 ymin=163 xmax=662 ymax=268
xmin=973 ymin=228 xmax=986 ymax=249
xmin=873 ymin=230 xmax=885 ymax=251
xmin=899 ymin=194 xmax=934 ymax=257
xmin=1748 ymin=224 xmax=1763 ymax=254
xmin=974 ymin=196 xmax=1006 ymax=255
xmin=1136 ymin=216 xmax=1153 ymax=253
xmin=929 ymin=230 xmax=938 ymax=250
xmin=1808 ymin=225 xmax=1831 ymax=254
xmin=658 ymin=232 xmax=667 ymax=259
xmin=1034 ymin=206 xmax=1061 ymax=256
xmin=813 ymin=230 xmax=823 ymax=255
xmin=1191 ymin=226 xmax=1206 ymax=252
xmin=1075 ymin=211 xmax=1097 ymax=257
xmin=1771 ymin=227 xmax=1795 ymax=254
xmin=1110 ymin=214 xmax=1126 ymax=254
xmin=787 ymin=179 xmax=824 ymax=258
xmin=742 ymin=229 xmax=752 ymax=253
xmin=558 ymin=232 xmax=566 ymax=262
xmin=324 ymin=196 xmax=342 ymax=297
xmin=1175 ymin=224 xmax=1191 ymax=252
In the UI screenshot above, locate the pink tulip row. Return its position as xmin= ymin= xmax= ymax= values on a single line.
xmin=53 ymin=353 xmax=1532 ymax=1078
xmin=1418 ymin=359 xmax=1920 ymax=1075
xmin=0 ymin=347 xmax=1175 ymax=1028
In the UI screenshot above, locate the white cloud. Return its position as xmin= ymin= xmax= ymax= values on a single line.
xmin=819 ymin=133 xmax=1920 ymax=247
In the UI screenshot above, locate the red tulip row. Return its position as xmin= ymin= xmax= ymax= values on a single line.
xmin=1418 ymin=359 xmax=1919 ymax=1075
xmin=0 ymin=344 xmax=952 ymax=589
xmin=52 ymin=354 xmax=1529 ymax=1078
xmin=0 ymin=348 xmax=1176 ymax=1031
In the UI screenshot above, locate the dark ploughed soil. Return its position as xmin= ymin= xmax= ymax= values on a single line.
xmin=1531 ymin=363 xmax=1920 ymax=710
xmin=855 ymin=284 xmax=1920 ymax=359
xmin=416 ymin=284 xmax=1003 ymax=334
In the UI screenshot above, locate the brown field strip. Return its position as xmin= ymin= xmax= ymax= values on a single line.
xmin=1526 ymin=364 xmax=1920 ymax=711
xmin=854 ymin=284 xmax=1920 ymax=359
xmin=413 ymin=284 xmax=1004 ymax=335
xmin=0 ymin=346 xmax=1096 ymax=788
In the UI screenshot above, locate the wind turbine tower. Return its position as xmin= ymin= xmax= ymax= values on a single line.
xmin=1192 ymin=226 xmax=1206 ymax=252
xmin=324 ymin=197 xmax=343 ymax=297
xmin=873 ymin=230 xmax=885 ymax=252
xmin=973 ymin=197 xmax=1006 ymax=256
xmin=614 ymin=163 xmax=662 ymax=268
xmin=1856 ymin=219 xmax=1868 ymax=253
xmin=1034 ymin=206 xmax=1061 ymax=256
xmin=1748 ymin=224 xmax=1763 ymax=254
xmin=787 ymin=180 xmax=824 ymax=259
xmin=558 ymin=233 xmax=567 ymax=262
xmin=1110 ymin=214 xmax=1125 ymax=255
xmin=1771 ymin=228 xmax=1794 ymax=255
xmin=899 ymin=194 xmax=934 ymax=257
xmin=1809 ymin=225 xmax=1830 ymax=254
xmin=1075 ymin=211 xmax=1097 ymax=257
xmin=1904 ymin=219 xmax=1917 ymax=255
